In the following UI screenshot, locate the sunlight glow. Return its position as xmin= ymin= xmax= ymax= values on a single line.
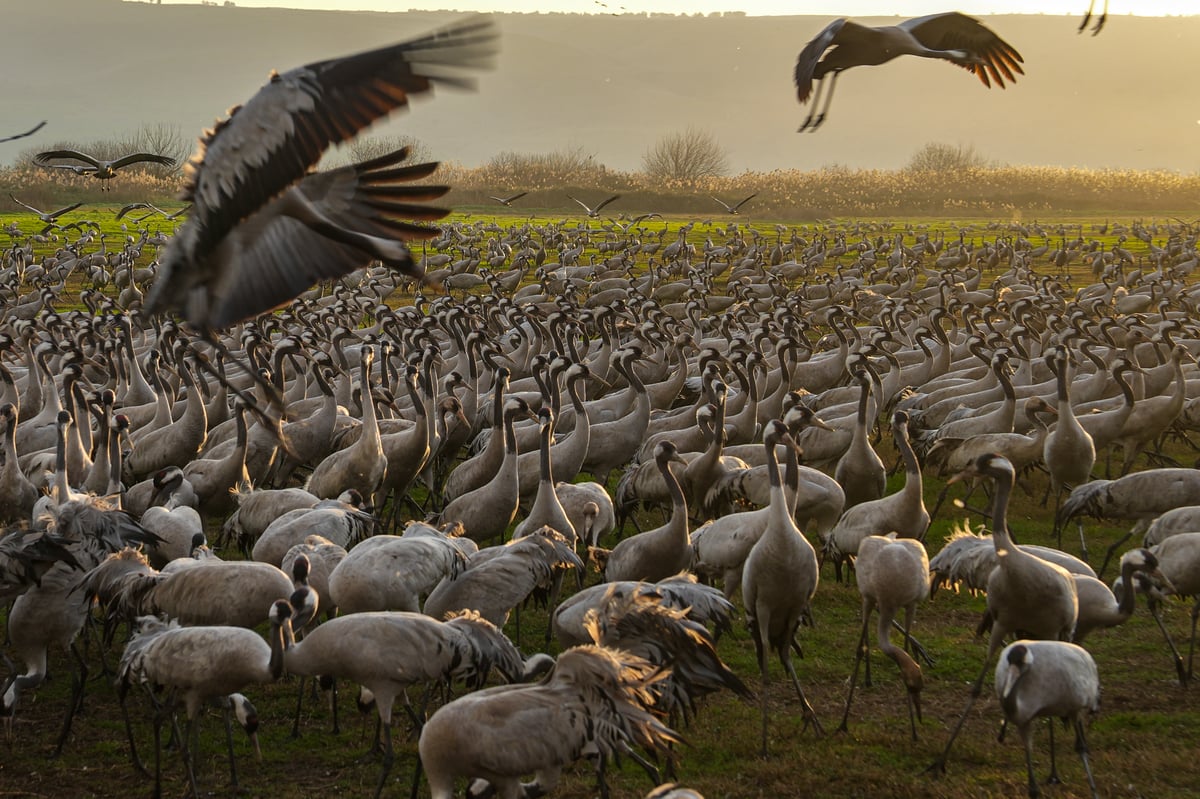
xmin=158 ymin=1 xmax=1189 ymax=17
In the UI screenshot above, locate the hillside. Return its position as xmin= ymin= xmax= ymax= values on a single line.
xmin=4 ymin=1 xmax=1198 ymax=173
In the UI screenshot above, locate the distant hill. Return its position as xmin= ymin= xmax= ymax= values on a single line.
xmin=4 ymin=1 xmax=1197 ymax=174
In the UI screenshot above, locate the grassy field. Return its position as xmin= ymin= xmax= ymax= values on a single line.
xmin=1 ymin=208 xmax=1198 ymax=798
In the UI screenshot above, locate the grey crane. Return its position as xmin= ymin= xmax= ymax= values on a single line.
xmin=8 ymin=194 xmax=83 ymax=232
xmin=994 ymin=641 xmax=1101 ymax=798
xmin=117 ymin=614 xmax=286 ymax=797
xmin=601 ymin=441 xmax=691 ymax=583
xmin=488 ymin=191 xmax=528 ymax=206
xmin=568 ymin=193 xmax=620 ymax=218
xmin=794 ymin=13 xmax=1023 ymax=131
xmin=141 ymin=17 xmax=496 ymax=332
xmin=419 ymin=645 xmax=680 ymax=799
xmin=272 ymin=600 xmax=525 ymax=798
xmin=839 ymin=532 xmax=928 ymax=740
xmin=929 ymin=453 xmax=1078 ymax=775
xmin=742 ymin=419 xmax=823 ymax=753
xmin=33 ymin=149 xmax=175 ymax=188
xmin=710 ymin=194 xmax=756 ymax=215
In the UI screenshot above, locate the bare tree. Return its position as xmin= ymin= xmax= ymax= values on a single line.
xmin=642 ymin=126 xmax=728 ymax=182
xmin=347 ymin=134 xmax=431 ymax=166
xmin=123 ymin=123 xmax=192 ymax=177
xmin=906 ymin=142 xmax=990 ymax=173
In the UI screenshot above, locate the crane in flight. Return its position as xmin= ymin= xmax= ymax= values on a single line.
xmin=794 ymin=13 xmax=1023 ymax=132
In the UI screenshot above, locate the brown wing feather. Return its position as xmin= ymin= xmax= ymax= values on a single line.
xmin=901 ymin=12 xmax=1024 ymax=89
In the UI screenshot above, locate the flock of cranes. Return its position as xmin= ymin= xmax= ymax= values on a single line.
xmin=3 ymin=192 xmax=1199 ymax=797
xmin=0 ymin=7 xmax=1186 ymax=799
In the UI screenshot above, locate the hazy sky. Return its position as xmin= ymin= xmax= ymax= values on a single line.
xmin=162 ymin=1 xmax=1187 ymax=16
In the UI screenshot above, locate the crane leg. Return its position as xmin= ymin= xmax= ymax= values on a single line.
xmin=782 ymin=649 xmax=824 ymax=737
xmin=181 ymin=715 xmax=200 ymax=799
xmin=292 ymin=676 xmax=307 ymax=738
xmin=927 ymin=637 xmax=998 ymax=775
xmin=798 ymin=79 xmax=827 ymax=132
xmin=1097 ymin=530 xmax=1132 ymax=579
xmin=1021 ymin=726 xmax=1040 ymax=798
xmin=1045 ymin=720 xmax=1061 ymax=785
xmin=222 ymin=701 xmax=241 ymax=791
xmin=1149 ymin=599 xmax=1189 ymax=684
xmin=52 ymin=641 xmax=88 ymax=756
xmin=838 ymin=613 xmax=871 ymax=733
xmin=1074 ymin=719 xmax=1100 ymax=798
xmin=1188 ymin=600 xmax=1200 ymax=681
xmin=373 ymin=718 xmax=394 ymax=799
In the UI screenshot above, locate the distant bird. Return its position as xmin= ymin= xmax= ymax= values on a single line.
xmin=141 ymin=16 xmax=497 ymax=332
xmin=1080 ymin=1 xmax=1108 ymax=35
xmin=115 ymin=202 xmax=191 ymax=222
xmin=488 ymin=191 xmax=528 ymax=206
xmin=8 ymin=194 xmax=83 ymax=230
xmin=994 ymin=641 xmax=1101 ymax=798
xmin=568 ymin=193 xmax=620 ymax=218
xmin=33 ymin=149 xmax=176 ymax=188
xmin=794 ymin=13 xmax=1024 ymax=131
xmin=0 ymin=121 xmax=45 ymax=144
xmin=710 ymin=194 xmax=756 ymax=215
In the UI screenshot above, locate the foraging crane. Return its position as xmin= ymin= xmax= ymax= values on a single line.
xmin=117 ymin=614 xmax=285 ymax=797
xmin=795 ymin=13 xmax=1023 ymax=131
xmin=994 ymin=641 xmax=1101 ymax=798
xmin=141 ymin=17 xmax=497 ymax=332
xmin=839 ymin=533 xmax=928 ymax=740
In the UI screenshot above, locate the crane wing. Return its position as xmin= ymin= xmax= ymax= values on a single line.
xmin=594 ymin=194 xmax=621 ymax=213
xmin=33 ymin=149 xmax=101 ymax=168
xmin=183 ymin=16 xmax=496 ymax=255
xmin=199 ymin=149 xmax=448 ymax=328
xmin=900 ymin=12 xmax=1024 ymax=88
xmin=0 ymin=121 xmax=45 ymax=144
xmin=793 ymin=18 xmax=850 ymax=103
xmin=8 ymin=194 xmax=40 ymax=215
xmin=109 ymin=152 xmax=177 ymax=170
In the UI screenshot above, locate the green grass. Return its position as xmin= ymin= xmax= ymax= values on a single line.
xmin=1 ymin=208 xmax=1197 ymax=798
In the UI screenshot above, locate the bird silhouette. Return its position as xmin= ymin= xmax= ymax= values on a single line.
xmin=794 ymin=13 xmax=1023 ymax=131
xmin=711 ymin=194 xmax=756 ymax=214
xmin=488 ymin=191 xmax=528 ymax=206
xmin=0 ymin=121 xmax=46 ymax=144
xmin=33 ymin=149 xmax=176 ymax=189
xmin=9 ymin=194 xmax=83 ymax=232
xmin=568 ymin=193 xmax=620 ymax=218
xmin=141 ymin=15 xmax=497 ymax=332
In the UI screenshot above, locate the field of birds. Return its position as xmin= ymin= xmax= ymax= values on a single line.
xmin=1 ymin=185 xmax=1199 ymax=799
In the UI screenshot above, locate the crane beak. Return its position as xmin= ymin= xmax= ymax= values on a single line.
xmin=810 ymin=416 xmax=835 ymax=432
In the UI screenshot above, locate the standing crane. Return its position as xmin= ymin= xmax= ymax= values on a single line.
xmin=995 ymin=640 xmax=1101 ymax=798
